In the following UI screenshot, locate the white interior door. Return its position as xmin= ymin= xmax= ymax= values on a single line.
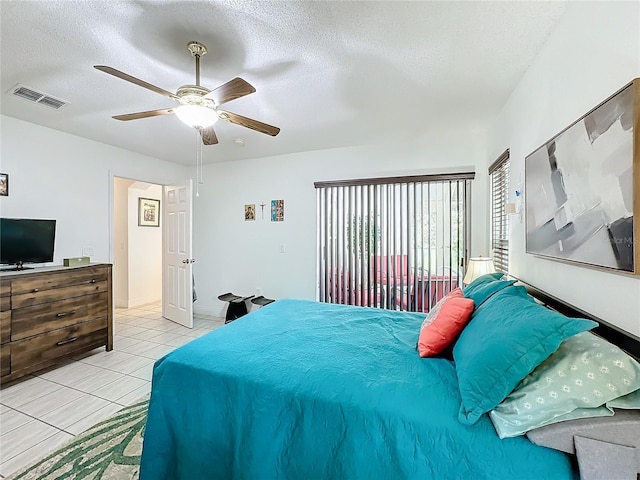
xmin=163 ymin=180 xmax=193 ymax=328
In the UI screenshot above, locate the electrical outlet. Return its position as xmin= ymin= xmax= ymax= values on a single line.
xmin=82 ymin=246 xmax=94 ymax=257
xmin=256 ymin=287 xmax=262 ymax=296
xmin=279 ymin=244 xmax=286 ymax=254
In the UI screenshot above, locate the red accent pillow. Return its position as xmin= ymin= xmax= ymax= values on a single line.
xmin=417 ymin=288 xmax=474 ymax=357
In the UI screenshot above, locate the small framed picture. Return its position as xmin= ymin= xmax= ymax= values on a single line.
xmin=244 ymin=204 xmax=256 ymax=221
xmin=271 ymin=199 xmax=284 ymax=222
xmin=0 ymin=173 xmax=8 ymax=196
xmin=138 ymin=197 xmax=160 ymax=227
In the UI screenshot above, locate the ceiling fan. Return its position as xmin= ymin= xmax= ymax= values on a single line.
xmin=94 ymin=41 xmax=280 ymax=145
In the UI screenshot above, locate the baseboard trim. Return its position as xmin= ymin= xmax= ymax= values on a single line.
xmin=194 ymin=303 xmax=225 ymax=317
xmin=194 ymin=298 xmax=268 ymax=318
xmin=128 ymin=295 xmax=161 ymax=309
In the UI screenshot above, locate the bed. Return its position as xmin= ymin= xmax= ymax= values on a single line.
xmin=139 ymin=290 xmax=603 ymax=479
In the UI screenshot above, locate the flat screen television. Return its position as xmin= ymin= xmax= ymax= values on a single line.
xmin=1 ymin=218 xmax=56 ymax=270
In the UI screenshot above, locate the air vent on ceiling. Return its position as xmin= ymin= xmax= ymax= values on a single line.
xmin=8 ymin=84 xmax=69 ymax=110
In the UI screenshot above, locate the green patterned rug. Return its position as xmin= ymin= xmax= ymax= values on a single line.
xmin=7 ymin=398 xmax=148 ymax=480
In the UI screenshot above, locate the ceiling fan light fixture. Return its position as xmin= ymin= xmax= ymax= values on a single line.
xmin=95 ymin=40 xmax=279 ymax=140
xmin=175 ymin=104 xmax=218 ymax=128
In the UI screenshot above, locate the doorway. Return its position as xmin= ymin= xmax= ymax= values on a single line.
xmin=113 ymin=177 xmax=163 ymax=310
xmin=111 ymin=175 xmax=194 ymax=329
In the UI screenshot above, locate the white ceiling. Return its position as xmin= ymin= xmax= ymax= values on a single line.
xmin=0 ymin=0 xmax=567 ymax=166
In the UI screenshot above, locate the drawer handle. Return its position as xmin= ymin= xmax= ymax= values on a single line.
xmin=90 ymin=279 xmax=96 ymax=284
xmin=33 ymin=288 xmax=39 ymax=293
xmin=56 ymin=337 xmax=78 ymax=346
xmin=56 ymin=309 xmax=77 ymax=318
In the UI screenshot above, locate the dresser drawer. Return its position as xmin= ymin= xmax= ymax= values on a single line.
xmin=0 ymin=264 xmax=112 ymax=385
xmin=11 ymin=292 xmax=108 ymax=341
xmin=0 ymin=344 xmax=9 ymax=377
xmin=12 ymin=280 xmax=108 ymax=309
xmin=0 ymin=310 xmax=10 ymax=345
xmin=11 ymin=317 xmax=107 ymax=373
xmin=10 ymin=266 xmax=109 ymax=296
xmin=0 ymin=280 xmax=10 ymax=311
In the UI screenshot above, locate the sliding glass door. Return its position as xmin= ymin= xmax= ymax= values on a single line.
xmin=316 ymin=173 xmax=473 ymax=312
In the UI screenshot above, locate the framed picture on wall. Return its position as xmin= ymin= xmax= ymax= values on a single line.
xmin=271 ymin=199 xmax=284 ymax=222
xmin=138 ymin=197 xmax=160 ymax=227
xmin=244 ymin=204 xmax=255 ymax=221
xmin=0 ymin=173 xmax=8 ymax=196
xmin=525 ymin=78 xmax=639 ymax=275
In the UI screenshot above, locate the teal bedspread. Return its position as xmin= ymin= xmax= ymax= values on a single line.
xmin=140 ymin=299 xmax=573 ymax=479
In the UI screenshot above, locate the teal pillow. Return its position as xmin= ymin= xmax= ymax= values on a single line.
xmin=463 ymin=274 xmax=515 ymax=307
xmin=490 ymin=331 xmax=640 ymax=437
xmin=463 ymin=272 xmax=504 ymax=291
xmin=453 ymin=285 xmax=597 ymax=425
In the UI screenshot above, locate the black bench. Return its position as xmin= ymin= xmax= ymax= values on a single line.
xmin=251 ymin=296 xmax=275 ymax=307
xmin=218 ymin=293 xmax=276 ymax=323
xmin=218 ymin=293 xmax=254 ymax=323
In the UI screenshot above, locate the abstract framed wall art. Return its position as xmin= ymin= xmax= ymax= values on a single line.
xmin=525 ymin=78 xmax=639 ymax=274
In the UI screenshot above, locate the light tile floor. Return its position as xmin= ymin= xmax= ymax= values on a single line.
xmin=0 ymin=302 xmax=224 ymax=478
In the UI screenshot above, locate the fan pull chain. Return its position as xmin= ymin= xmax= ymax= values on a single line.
xmin=195 ymin=128 xmax=201 ymax=198
xmin=198 ymin=135 xmax=204 ymax=185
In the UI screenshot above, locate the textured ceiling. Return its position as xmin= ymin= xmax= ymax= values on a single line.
xmin=0 ymin=0 xmax=567 ymax=165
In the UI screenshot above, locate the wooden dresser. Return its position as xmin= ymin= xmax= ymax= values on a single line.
xmin=0 ymin=264 xmax=113 ymax=384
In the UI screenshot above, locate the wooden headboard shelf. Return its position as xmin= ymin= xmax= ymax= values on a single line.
xmin=515 ymin=278 xmax=640 ymax=362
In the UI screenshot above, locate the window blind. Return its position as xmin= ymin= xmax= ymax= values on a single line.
xmin=315 ymin=173 xmax=473 ymax=312
xmin=489 ymin=150 xmax=510 ymax=274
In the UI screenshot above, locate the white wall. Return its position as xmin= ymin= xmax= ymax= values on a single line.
xmin=0 ymin=115 xmax=486 ymax=319
xmin=193 ymin=128 xmax=487 ymax=316
xmin=114 ymin=177 xmax=134 ymax=307
xmin=127 ymin=183 xmax=162 ymax=307
xmin=0 ymin=115 xmax=187 ymax=270
xmin=486 ymin=1 xmax=640 ymax=337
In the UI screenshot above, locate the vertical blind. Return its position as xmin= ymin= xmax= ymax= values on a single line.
xmin=489 ymin=150 xmax=510 ymax=273
xmin=315 ymin=173 xmax=474 ymax=312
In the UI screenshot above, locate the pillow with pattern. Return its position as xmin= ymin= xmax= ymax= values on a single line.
xmin=608 ymin=387 xmax=640 ymax=409
xmin=490 ymin=331 xmax=640 ymax=438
